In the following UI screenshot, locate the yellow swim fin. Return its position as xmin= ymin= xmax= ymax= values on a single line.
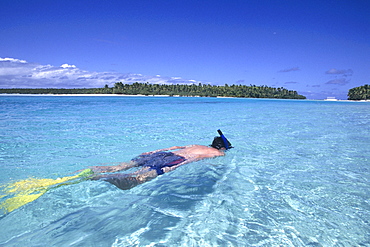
xmin=0 ymin=169 xmax=93 ymax=214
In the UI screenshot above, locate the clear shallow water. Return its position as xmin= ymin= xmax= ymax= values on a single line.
xmin=0 ymin=96 xmax=369 ymax=246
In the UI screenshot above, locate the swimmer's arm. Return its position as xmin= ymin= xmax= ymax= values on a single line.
xmin=161 ymin=152 xmax=224 ymax=173
xmin=161 ymin=159 xmax=194 ymax=173
xmin=141 ymin=145 xmax=192 ymax=155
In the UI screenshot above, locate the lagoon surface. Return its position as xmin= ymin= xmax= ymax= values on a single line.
xmin=0 ymin=96 xmax=369 ymax=246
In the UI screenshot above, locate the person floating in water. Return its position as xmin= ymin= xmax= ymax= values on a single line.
xmin=0 ymin=130 xmax=232 ymax=214
xmin=90 ymin=130 xmax=233 ymax=190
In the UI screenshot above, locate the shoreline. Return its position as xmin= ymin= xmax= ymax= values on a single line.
xmin=0 ymin=93 xmax=233 ymax=98
xmin=0 ymin=93 xmax=174 ymax=97
xmin=1 ymin=93 xmax=369 ymax=102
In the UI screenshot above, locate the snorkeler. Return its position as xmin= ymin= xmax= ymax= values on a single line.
xmin=90 ymin=130 xmax=233 ymax=190
xmin=0 ymin=130 xmax=232 ymax=214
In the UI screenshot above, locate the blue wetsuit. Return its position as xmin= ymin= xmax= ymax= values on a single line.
xmin=131 ymin=151 xmax=186 ymax=175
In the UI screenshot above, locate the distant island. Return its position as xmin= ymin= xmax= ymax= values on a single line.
xmin=348 ymin=84 xmax=369 ymax=100
xmin=0 ymin=82 xmax=306 ymax=99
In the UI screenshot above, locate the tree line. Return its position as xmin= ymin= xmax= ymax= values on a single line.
xmin=0 ymin=82 xmax=306 ymax=99
xmin=348 ymin=84 xmax=369 ymax=100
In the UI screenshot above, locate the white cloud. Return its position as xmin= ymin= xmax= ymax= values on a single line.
xmin=325 ymin=68 xmax=353 ymax=75
xmin=324 ymin=68 xmax=353 ymax=87
xmin=278 ymin=67 xmax=300 ymax=73
xmin=325 ymin=78 xmax=350 ymax=85
xmin=0 ymin=57 xmax=27 ymax=63
xmin=284 ymin=81 xmax=298 ymax=84
xmin=0 ymin=57 xmax=202 ymax=88
xmin=60 ymin=64 xmax=77 ymax=69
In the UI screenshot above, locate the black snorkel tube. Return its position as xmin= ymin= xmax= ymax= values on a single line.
xmin=217 ymin=129 xmax=232 ymax=150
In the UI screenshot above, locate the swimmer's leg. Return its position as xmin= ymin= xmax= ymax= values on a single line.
xmin=92 ymin=169 xmax=158 ymax=190
xmin=89 ymin=161 xmax=138 ymax=173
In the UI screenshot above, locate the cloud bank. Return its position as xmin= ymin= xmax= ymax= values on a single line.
xmin=0 ymin=58 xmax=202 ymax=88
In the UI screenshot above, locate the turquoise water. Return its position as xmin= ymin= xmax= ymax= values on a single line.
xmin=0 ymin=96 xmax=369 ymax=246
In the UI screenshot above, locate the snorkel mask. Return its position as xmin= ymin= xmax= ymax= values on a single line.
xmin=211 ymin=129 xmax=233 ymax=150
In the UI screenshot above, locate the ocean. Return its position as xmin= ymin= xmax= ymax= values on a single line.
xmin=0 ymin=95 xmax=369 ymax=246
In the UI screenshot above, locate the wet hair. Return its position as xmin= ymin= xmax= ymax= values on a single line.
xmin=210 ymin=137 xmax=233 ymax=150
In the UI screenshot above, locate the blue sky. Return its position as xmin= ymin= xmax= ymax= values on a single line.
xmin=1 ymin=0 xmax=369 ymax=99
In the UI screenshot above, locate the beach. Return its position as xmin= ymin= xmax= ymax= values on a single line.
xmin=3 ymin=93 xmax=370 ymax=102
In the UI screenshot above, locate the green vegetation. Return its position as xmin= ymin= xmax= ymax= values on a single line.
xmin=0 ymin=82 xmax=306 ymax=99
xmin=0 ymin=87 xmax=112 ymax=95
xmin=348 ymin=84 xmax=370 ymax=100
